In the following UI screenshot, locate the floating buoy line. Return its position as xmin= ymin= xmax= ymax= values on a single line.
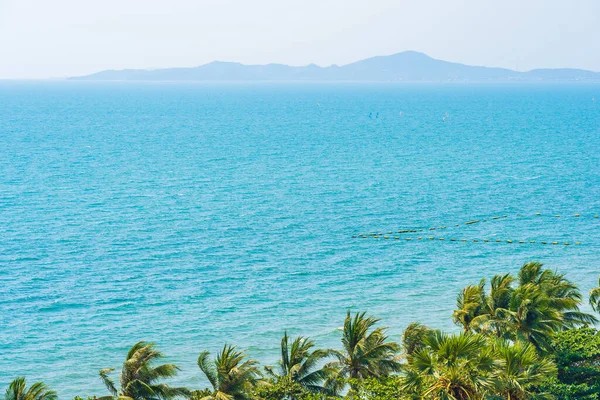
xmin=351 ymin=234 xmax=581 ymax=246
xmin=353 ymin=212 xmax=597 ymax=246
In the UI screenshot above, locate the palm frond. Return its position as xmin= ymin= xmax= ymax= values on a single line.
xmin=5 ymin=377 xmax=26 ymax=400
xmin=99 ymin=368 xmax=119 ymax=397
xmin=25 ymin=381 xmax=58 ymax=400
xmin=198 ymin=351 xmax=219 ymax=391
xmin=4 ymin=378 xmax=57 ymax=400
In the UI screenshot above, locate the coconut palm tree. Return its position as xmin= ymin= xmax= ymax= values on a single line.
xmin=402 ymin=331 xmax=496 ymax=400
xmin=472 ymin=273 xmax=515 ymax=337
xmin=454 ymin=263 xmax=596 ymax=353
xmin=453 ymin=274 xmax=515 ymax=338
xmin=491 ymin=339 xmax=556 ymax=400
xmin=264 ymin=332 xmax=334 ymax=394
xmin=99 ymin=341 xmax=188 ymax=400
xmin=325 ymin=311 xmax=401 ymax=394
xmin=452 ymin=280 xmax=486 ymax=333
xmin=589 ymin=276 xmax=600 ymax=313
xmin=505 ymin=263 xmax=596 ymax=353
xmin=197 ymin=345 xmax=262 ymax=400
xmin=518 ymin=262 xmax=597 ymax=328
xmin=4 ymin=378 xmax=56 ymax=400
xmin=502 ymin=283 xmax=565 ymax=354
xmin=401 ymin=322 xmax=433 ymax=357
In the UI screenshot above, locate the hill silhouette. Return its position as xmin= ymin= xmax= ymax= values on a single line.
xmin=71 ymin=51 xmax=600 ymax=82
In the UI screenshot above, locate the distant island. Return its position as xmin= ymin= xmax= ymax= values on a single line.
xmin=70 ymin=51 xmax=600 ymax=82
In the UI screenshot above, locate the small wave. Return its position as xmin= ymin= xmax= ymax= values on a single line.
xmin=12 ymin=256 xmax=42 ymax=262
xmin=38 ymin=302 xmax=88 ymax=312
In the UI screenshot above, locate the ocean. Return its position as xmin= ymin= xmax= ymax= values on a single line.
xmin=1 ymin=81 xmax=599 ymax=397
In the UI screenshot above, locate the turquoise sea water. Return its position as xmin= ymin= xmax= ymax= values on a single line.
xmin=1 ymin=82 xmax=600 ymax=397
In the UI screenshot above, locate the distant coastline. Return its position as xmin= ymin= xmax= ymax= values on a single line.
xmin=70 ymin=51 xmax=600 ymax=82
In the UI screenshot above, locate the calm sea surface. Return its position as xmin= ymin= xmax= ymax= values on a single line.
xmin=1 ymin=82 xmax=600 ymax=397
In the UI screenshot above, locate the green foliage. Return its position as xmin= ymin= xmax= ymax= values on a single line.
xmin=473 ymin=273 xmax=515 ymax=337
xmin=452 ymin=280 xmax=487 ymax=333
xmin=264 ymin=332 xmax=334 ymax=395
xmin=98 ymin=341 xmax=189 ymax=400
xmin=187 ymin=390 xmax=214 ymax=400
xmin=347 ymin=377 xmax=405 ymax=400
xmin=4 ymin=378 xmax=57 ymax=400
xmin=540 ymin=377 xmax=599 ymax=400
xmin=402 ymin=331 xmax=497 ymax=400
xmin=553 ymin=327 xmax=600 ymax=363
xmin=517 ymin=262 xmax=597 ymax=329
xmin=253 ymin=376 xmax=334 ymax=400
xmin=401 ymin=322 xmax=433 ymax=357
xmin=540 ymin=327 xmax=600 ymax=399
xmin=325 ymin=311 xmax=401 ymax=395
xmin=491 ymin=339 xmax=556 ymax=400
xmin=197 ymin=344 xmax=263 ymax=400
xmin=505 ymin=281 xmax=564 ymax=353
xmin=452 ymin=262 xmax=597 ymax=354
xmin=402 ymin=331 xmax=558 ymax=400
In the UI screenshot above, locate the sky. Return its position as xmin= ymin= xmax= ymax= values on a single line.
xmin=1 ymin=0 xmax=599 ymax=79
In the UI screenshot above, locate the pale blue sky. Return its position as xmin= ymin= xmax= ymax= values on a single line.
xmin=1 ymin=0 xmax=599 ymax=79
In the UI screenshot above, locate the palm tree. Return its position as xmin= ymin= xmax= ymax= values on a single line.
xmin=503 ymin=282 xmax=564 ymax=353
xmin=402 ymin=331 xmax=496 ymax=400
xmin=518 ymin=262 xmax=597 ymax=328
xmin=99 ymin=341 xmax=188 ymax=400
xmin=453 ymin=274 xmax=515 ymax=337
xmin=452 ymin=280 xmax=486 ymax=333
xmin=506 ymin=263 xmax=596 ymax=353
xmin=401 ymin=322 xmax=433 ymax=357
xmin=589 ymin=276 xmax=600 ymax=313
xmin=264 ymin=332 xmax=333 ymax=394
xmin=4 ymin=378 xmax=56 ymax=400
xmin=325 ymin=311 xmax=401 ymax=394
xmin=453 ymin=263 xmax=596 ymax=353
xmin=492 ymin=339 xmax=556 ymax=400
xmin=472 ymin=273 xmax=515 ymax=337
xmin=197 ymin=345 xmax=262 ymax=400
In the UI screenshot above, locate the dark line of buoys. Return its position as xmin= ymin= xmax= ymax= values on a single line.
xmin=380 ymin=211 xmax=599 ymax=239
xmin=353 ymin=234 xmax=581 ymax=246
xmin=358 ymin=211 xmax=596 ymax=246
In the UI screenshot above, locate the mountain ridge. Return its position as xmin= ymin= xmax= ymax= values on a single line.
xmin=70 ymin=51 xmax=600 ymax=82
